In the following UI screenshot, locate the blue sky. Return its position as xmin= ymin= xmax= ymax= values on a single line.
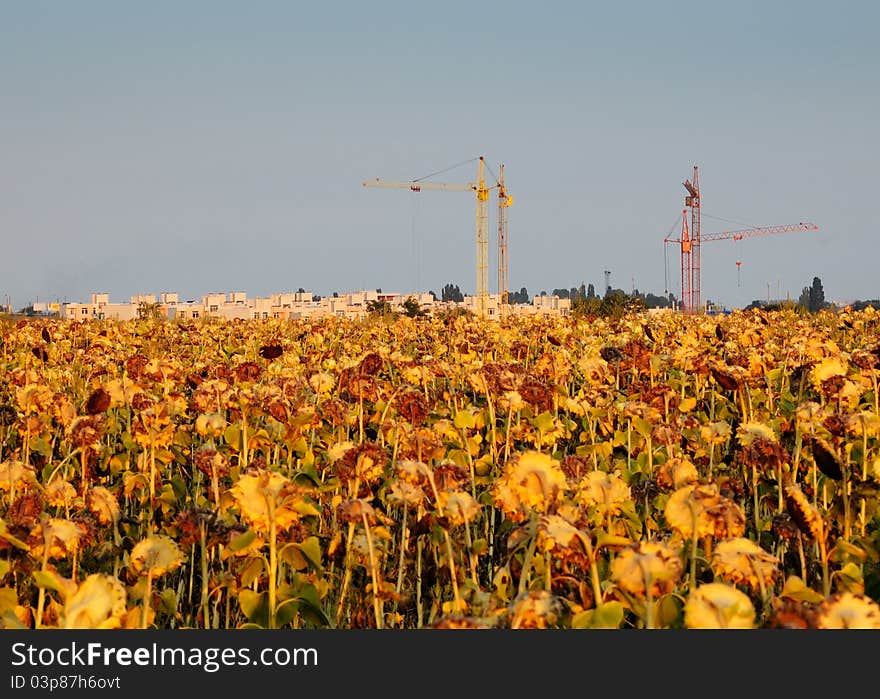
xmin=1 ymin=1 xmax=878 ymax=310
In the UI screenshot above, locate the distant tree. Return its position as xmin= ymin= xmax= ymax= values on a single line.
xmin=797 ymin=286 xmax=810 ymax=310
xmin=435 ymin=305 xmax=474 ymax=321
xmin=297 ymin=287 xmax=306 ymax=293
xmin=552 ymin=288 xmax=570 ymax=299
xmin=571 ymin=297 xmax=601 ymax=316
xmin=808 ymin=276 xmax=826 ymax=313
xmin=366 ymin=299 xmax=395 ymax=318
xmin=428 ymin=290 xmax=437 ymax=301
xmin=600 ymin=289 xmax=642 ymax=318
xmin=587 ymin=283 xmax=596 ymax=299
xmin=137 ymin=301 xmax=164 ymax=320
xmin=441 ymin=283 xmax=464 ymax=303
xmin=644 ymin=292 xmax=671 ymax=309
xmin=402 ymin=296 xmax=424 ymax=318
xmin=578 ymin=282 xmax=587 ymax=300
xmin=510 ymin=287 xmax=529 ymax=304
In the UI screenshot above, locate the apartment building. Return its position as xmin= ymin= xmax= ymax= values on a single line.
xmin=61 ymin=289 xmax=571 ymax=321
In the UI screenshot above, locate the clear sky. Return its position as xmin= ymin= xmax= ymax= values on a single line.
xmin=2 ymin=1 xmax=878 ymax=311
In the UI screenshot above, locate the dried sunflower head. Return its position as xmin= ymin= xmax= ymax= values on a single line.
xmin=30 ymin=518 xmax=86 ymax=560
xmin=86 ymin=486 xmax=120 ymax=526
xmin=783 ymin=481 xmax=824 ymax=542
xmin=384 ymin=480 xmax=426 ymax=509
xmin=129 ymin=535 xmax=183 ymax=577
xmin=0 ymin=460 xmax=36 ymax=491
xmin=816 ymin=593 xmax=880 ymax=629
xmin=194 ymin=412 xmax=226 ymax=437
xmin=610 ymin=541 xmax=683 ymax=598
xmin=436 ymin=489 xmax=481 ymax=526
xmin=493 ymin=451 xmax=567 ymax=522
xmin=229 ymin=470 xmax=308 ymax=533
xmin=508 ymin=590 xmax=566 ymax=629
xmin=684 ymin=583 xmax=755 ymax=629
xmin=664 ymin=484 xmax=745 ymax=540
xmin=656 ymin=458 xmax=699 ymax=490
xmin=711 ymin=537 xmax=779 ymax=592
xmin=63 ymin=574 xmax=127 ymax=629
xmin=575 ymin=470 xmax=631 ymax=517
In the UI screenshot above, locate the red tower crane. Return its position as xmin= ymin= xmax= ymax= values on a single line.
xmin=663 ymin=165 xmax=819 ymax=313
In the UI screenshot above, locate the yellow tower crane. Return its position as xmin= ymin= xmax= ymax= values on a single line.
xmin=363 ymin=156 xmax=493 ymax=318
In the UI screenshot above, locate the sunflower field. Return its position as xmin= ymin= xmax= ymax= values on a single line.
xmin=1 ymin=307 xmax=880 ymax=630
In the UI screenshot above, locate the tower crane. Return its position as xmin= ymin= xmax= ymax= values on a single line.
xmin=363 ymin=157 xmax=493 ymax=318
xmin=663 ymin=165 xmax=819 ymax=313
xmin=496 ymin=163 xmax=513 ymax=314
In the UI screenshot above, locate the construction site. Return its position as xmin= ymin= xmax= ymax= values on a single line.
xmin=364 ymin=158 xmax=820 ymax=318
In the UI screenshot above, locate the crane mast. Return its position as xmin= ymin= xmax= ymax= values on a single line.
xmin=683 ymin=166 xmax=701 ymax=313
xmin=497 ymin=163 xmax=513 ymax=314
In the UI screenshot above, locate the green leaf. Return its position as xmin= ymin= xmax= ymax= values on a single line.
xmin=160 ymin=588 xmax=178 ymax=615
xmin=0 ymin=522 xmax=29 ymax=551
xmin=32 ymin=570 xmax=70 ymax=598
xmin=678 ymin=397 xmax=697 ymax=412
xmin=0 ymin=587 xmax=18 ymax=615
xmin=0 ymin=609 xmax=27 ymax=629
xmin=657 ymin=595 xmax=682 ymax=628
xmin=532 ymin=411 xmax=557 ymax=433
xmin=572 ymin=602 xmax=624 ymax=629
xmin=238 ymin=589 xmax=268 ymax=626
xmin=453 ymin=411 xmax=475 ymax=430
xmin=228 ymin=529 xmax=257 ymax=552
xmin=592 ymin=602 xmax=624 ymax=628
xmin=223 ymin=425 xmax=241 ymax=451
xmin=780 ymin=575 xmax=825 ymax=604
xmin=289 ymin=500 xmax=322 ymax=518
xmin=633 ymin=417 xmax=653 ymax=439
xmin=239 ymin=557 xmax=265 ymax=588
xmin=291 ymin=536 xmax=323 ymax=572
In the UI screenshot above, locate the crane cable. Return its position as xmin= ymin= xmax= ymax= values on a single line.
xmin=702 ymin=212 xmax=758 ymax=230
xmin=413 ymin=157 xmax=480 ymax=183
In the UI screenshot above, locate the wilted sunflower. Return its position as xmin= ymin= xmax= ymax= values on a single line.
xmin=194 ymin=412 xmax=226 ymax=437
xmin=129 ymin=535 xmax=183 ymax=577
xmin=815 ymin=593 xmax=880 ymax=629
xmin=309 ymin=372 xmax=335 ymax=395
xmin=575 ymin=470 xmax=631 ymax=518
xmin=384 ymin=479 xmax=426 ymax=509
xmin=684 ymin=583 xmax=756 ymax=629
xmin=664 ymin=484 xmax=745 ymax=540
xmin=63 ymin=574 xmax=127 ymax=629
xmin=610 ymin=541 xmax=683 ymax=598
xmin=44 ymin=479 xmax=77 ymax=508
xmin=436 ymin=489 xmax=481 ymax=526
xmin=87 ymin=486 xmax=120 ymax=526
xmin=229 ymin=470 xmax=310 ymax=533
xmin=493 ymin=451 xmax=567 ymax=522
xmin=656 ymin=458 xmax=699 ymax=490
xmin=810 ymin=356 xmax=847 ymax=392
xmin=711 ymin=537 xmax=779 ymax=592
xmin=783 ymin=481 xmax=824 ymax=541
xmin=508 ymin=590 xmax=566 ymax=629
xmin=30 ymin=518 xmax=86 ymax=560
xmin=0 ymin=460 xmax=36 ymax=491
